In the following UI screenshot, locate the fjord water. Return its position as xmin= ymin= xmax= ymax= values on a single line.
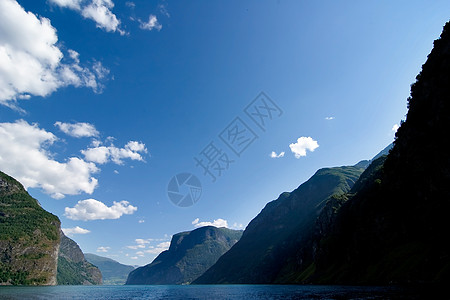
xmin=0 ymin=285 xmax=423 ymax=299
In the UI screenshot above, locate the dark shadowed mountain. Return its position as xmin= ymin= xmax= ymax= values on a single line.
xmin=126 ymin=226 xmax=242 ymax=285
xmin=194 ymin=164 xmax=365 ymax=284
xmin=307 ymin=20 xmax=450 ymax=284
xmin=196 ymin=20 xmax=450 ymax=285
xmin=85 ymin=253 xmax=134 ymax=285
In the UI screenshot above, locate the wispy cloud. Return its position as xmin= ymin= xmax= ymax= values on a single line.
xmin=325 ymin=116 xmax=335 ymax=120
xmin=289 ymin=136 xmax=319 ymax=158
xmin=270 ymin=151 xmax=285 ymax=158
xmin=97 ymin=246 xmax=110 ymax=253
xmin=139 ymin=15 xmax=162 ymax=31
xmin=49 ymin=0 xmax=125 ymax=34
xmin=144 ymin=241 xmax=170 ymax=255
xmin=55 ymin=121 xmax=99 ymax=138
xmin=62 ymin=226 xmax=90 ymax=237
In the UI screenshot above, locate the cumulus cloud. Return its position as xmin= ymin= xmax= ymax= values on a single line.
xmin=0 ymin=0 xmax=109 ymax=107
xmin=49 ymin=0 xmax=124 ymax=34
xmin=325 ymin=116 xmax=335 ymax=120
xmin=139 ymin=15 xmax=162 ymax=31
xmin=270 ymin=151 xmax=285 ymax=158
xmin=192 ymin=218 xmax=229 ymax=228
xmin=81 ymin=141 xmax=148 ymax=165
xmin=97 ymin=246 xmax=110 ymax=252
xmin=289 ymin=136 xmax=319 ymax=158
xmin=62 ymin=226 xmax=90 ymax=236
xmin=55 ymin=121 xmax=99 ymax=138
xmin=64 ymin=198 xmax=137 ymax=221
xmin=0 ymin=120 xmax=99 ymax=198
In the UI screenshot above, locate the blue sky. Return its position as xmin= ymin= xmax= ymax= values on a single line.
xmin=1 ymin=0 xmax=449 ymax=266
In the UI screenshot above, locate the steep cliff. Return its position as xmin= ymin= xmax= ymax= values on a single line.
xmin=57 ymin=232 xmax=102 ymax=285
xmin=0 ymin=171 xmax=60 ymax=285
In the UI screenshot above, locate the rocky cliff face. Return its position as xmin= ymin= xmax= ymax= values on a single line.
xmin=126 ymin=226 xmax=242 ymax=285
xmin=57 ymin=232 xmax=102 ymax=285
xmin=0 ymin=171 xmax=60 ymax=285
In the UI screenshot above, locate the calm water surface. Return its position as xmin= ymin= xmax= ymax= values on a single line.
xmin=0 ymin=285 xmax=424 ymax=299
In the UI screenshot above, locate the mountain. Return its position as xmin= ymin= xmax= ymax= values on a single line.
xmin=196 ymin=20 xmax=450 ymax=285
xmin=126 ymin=226 xmax=243 ymax=285
xmin=57 ymin=233 xmax=102 ymax=285
xmin=0 ymin=171 xmax=60 ymax=285
xmin=85 ymin=253 xmax=134 ymax=285
xmin=306 ymin=20 xmax=450 ymax=284
xmin=194 ymin=164 xmax=365 ymax=284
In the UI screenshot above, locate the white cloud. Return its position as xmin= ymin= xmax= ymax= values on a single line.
xmin=392 ymin=123 xmax=400 ymax=133
xmin=64 ymin=198 xmax=137 ymax=221
xmin=135 ymin=238 xmax=150 ymax=245
xmin=130 ymin=256 xmax=138 ymax=260
xmin=49 ymin=0 xmax=124 ymax=34
xmin=81 ymin=141 xmax=148 ymax=165
xmin=325 ymin=116 xmax=335 ymax=120
xmin=125 ymin=2 xmax=135 ymax=8
xmin=139 ymin=15 xmax=162 ymax=31
xmin=62 ymin=226 xmax=90 ymax=236
xmin=0 ymin=0 xmax=108 ymax=107
xmin=192 ymin=218 xmax=229 ymax=228
xmin=144 ymin=241 xmax=170 ymax=255
xmin=126 ymin=244 xmax=145 ymax=250
xmin=81 ymin=0 xmax=124 ymax=34
xmin=55 ymin=121 xmax=99 ymax=138
xmin=49 ymin=0 xmax=82 ymax=10
xmin=97 ymin=246 xmax=110 ymax=253
xmin=232 ymin=222 xmax=244 ymax=229
xmin=289 ymin=136 xmax=319 ymax=158
xmin=0 ymin=120 xmax=99 ymax=198
xmin=138 ymin=219 xmax=144 ymax=223
xmin=270 ymin=151 xmax=285 ymax=158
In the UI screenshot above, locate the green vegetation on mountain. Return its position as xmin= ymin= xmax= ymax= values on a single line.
xmin=0 ymin=171 xmax=60 ymax=285
xmin=85 ymin=253 xmax=134 ymax=285
xmin=194 ymin=165 xmax=365 ymax=284
xmin=57 ymin=233 xmax=102 ymax=285
xmin=126 ymin=226 xmax=242 ymax=285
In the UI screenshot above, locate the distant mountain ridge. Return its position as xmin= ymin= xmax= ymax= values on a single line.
xmin=85 ymin=253 xmax=134 ymax=285
xmin=126 ymin=226 xmax=243 ymax=285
